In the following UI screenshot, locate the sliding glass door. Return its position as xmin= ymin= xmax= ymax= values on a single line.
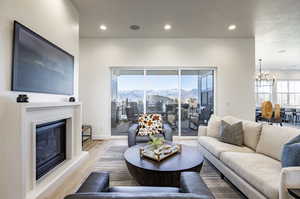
xmin=111 ymin=68 xmax=214 ymax=136
xmin=146 ymin=70 xmax=179 ymax=135
xmin=180 ymin=70 xmax=214 ymax=136
xmin=111 ymin=69 xmax=144 ymax=135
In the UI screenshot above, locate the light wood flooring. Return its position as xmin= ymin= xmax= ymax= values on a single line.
xmin=37 ymin=138 xmax=243 ymax=199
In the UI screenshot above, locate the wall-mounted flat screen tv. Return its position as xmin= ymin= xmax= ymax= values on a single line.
xmin=12 ymin=21 xmax=74 ymax=95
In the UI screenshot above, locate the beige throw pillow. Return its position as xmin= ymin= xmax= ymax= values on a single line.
xmin=206 ymin=115 xmax=222 ymax=138
xmin=241 ymin=120 xmax=262 ymax=150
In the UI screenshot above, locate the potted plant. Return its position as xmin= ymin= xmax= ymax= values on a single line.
xmin=148 ymin=135 xmax=165 ymax=150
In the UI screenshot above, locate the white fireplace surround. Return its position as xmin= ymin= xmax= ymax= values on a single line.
xmin=33 ymin=117 xmax=71 ymax=183
xmin=0 ymin=101 xmax=89 ymax=199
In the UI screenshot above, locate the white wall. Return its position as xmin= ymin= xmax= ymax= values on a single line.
xmin=0 ymin=1 xmax=79 ymax=198
xmin=79 ymin=38 xmax=255 ymax=138
xmin=0 ymin=0 xmax=79 ymax=102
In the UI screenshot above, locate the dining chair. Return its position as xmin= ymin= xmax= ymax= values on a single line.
xmin=284 ymin=108 xmax=296 ymax=124
xmin=261 ymin=101 xmax=273 ymax=124
xmin=272 ymin=104 xmax=282 ymax=126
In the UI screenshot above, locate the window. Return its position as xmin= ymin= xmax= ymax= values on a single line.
xmin=255 ymin=80 xmax=273 ymax=105
xmin=277 ymin=81 xmax=288 ymax=105
xmin=111 ymin=68 xmax=215 ymax=136
xmin=277 ymin=80 xmax=300 ymax=106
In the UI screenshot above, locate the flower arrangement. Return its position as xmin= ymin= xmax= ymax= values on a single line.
xmin=148 ymin=135 xmax=165 ymax=149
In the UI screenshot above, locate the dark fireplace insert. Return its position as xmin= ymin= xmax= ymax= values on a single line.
xmin=36 ymin=119 xmax=66 ymax=180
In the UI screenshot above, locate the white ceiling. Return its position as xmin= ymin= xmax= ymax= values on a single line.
xmin=71 ymin=0 xmax=300 ymax=70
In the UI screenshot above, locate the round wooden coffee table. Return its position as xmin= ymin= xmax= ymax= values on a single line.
xmin=124 ymin=144 xmax=204 ymax=187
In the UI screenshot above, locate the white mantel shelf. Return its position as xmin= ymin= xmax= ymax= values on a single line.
xmin=0 ymin=100 xmax=88 ymax=199
xmin=21 ymin=101 xmax=82 ymax=109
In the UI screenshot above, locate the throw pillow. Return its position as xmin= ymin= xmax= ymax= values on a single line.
xmin=137 ymin=114 xmax=163 ymax=136
xmin=282 ymin=135 xmax=300 ymax=168
xmin=218 ymin=120 xmax=243 ymax=146
xmin=206 ymin=115 xmax=222 ymax=138
xmin=223 ymin=116 xmax=262 ymax=150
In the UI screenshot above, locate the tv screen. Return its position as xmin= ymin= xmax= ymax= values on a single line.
xmin=12 ymin=21 xmax=74 ymax=95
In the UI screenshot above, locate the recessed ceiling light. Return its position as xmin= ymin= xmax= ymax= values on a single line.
xmin=228 ymin=24 xmax=236 ymax=31
xmin=99 ymin=25 xmax=107 ymax=31
xmin=164 ymin=24 xmax=172 ymax=30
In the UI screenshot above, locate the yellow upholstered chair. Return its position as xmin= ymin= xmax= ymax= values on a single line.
xmin=261 ymin=101 xmax=273 ymax=123
xmin=272 ymin=104 xmax=283 ymax=126
xmin=274 ymin=104 xmax=281 ymax=119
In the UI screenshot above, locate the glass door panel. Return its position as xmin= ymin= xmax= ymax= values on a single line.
xmin=145 ymin=70 xmax=179 ymax=135
xmin=111 ymin=68 xmax=215 ymax=136
xmin=111 ymin=69 xmax=144 ymax=135
xmin=181 ymin=70 xmax=214 ymax=136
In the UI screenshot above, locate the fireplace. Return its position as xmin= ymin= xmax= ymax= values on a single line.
xmin=36 ymin=119 xmax=66 ymax=180
xmin=0 ymin=102 xmax=88 ymax=199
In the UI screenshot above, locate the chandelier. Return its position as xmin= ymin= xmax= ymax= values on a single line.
xmin=255 ymin=59 xmax=276 ymax=84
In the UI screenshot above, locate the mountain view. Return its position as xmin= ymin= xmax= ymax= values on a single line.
xmin=118 ymin=89 xmax=199 ymax=101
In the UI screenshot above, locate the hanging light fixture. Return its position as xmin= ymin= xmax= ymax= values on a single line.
xmin=255 ymin=59 xmax=276 ymax=85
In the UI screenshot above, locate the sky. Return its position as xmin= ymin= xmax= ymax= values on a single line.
xmin=118 ymin=75 xmax=200 ymax=91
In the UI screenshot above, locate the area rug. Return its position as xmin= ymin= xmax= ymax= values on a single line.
xmin=94 ymin=145 xmax=244 ymax=199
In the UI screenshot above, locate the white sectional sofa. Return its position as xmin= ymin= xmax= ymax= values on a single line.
xmin=198 ymin=115 xmax=300 ymax=199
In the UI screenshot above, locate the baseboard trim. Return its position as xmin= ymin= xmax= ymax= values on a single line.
xmin=92 ymin=135 xmax=111 ymax=140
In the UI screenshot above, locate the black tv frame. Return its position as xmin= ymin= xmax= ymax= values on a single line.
xmin=11 ymin=21 xmax=74 ymax=95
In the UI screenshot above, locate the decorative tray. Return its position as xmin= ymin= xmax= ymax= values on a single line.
xmin=139 ymin=143 xmax=181 ymax=162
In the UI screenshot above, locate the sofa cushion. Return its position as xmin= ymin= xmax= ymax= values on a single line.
xmin=219 ymin=120 xmax=243 ymax=146
xmin=198 ymin=136 xmax=254 ymax=158
xmin=206 ymin=115 xmax=222 ymax=138
xmin=256 ymin=125 xmax=300 ymax=161
xmin=223 ymin=116 xmax=262 ymax=150
xmin=220 ymin=152 xmax=281 ymax=199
